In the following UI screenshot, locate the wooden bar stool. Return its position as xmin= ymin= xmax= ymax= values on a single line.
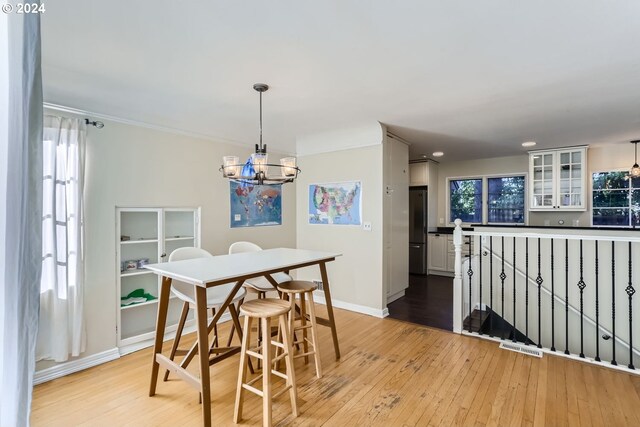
xmin=278 ymin=280 xmax=322 ymax=378
xmin=234 ymin=299 xmax=298 ymax=427
xmin=228 ymin=241 xmax=293 ymax=364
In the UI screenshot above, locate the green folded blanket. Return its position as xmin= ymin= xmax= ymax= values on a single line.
xmin=121 ymin=288 xmax=157 ymax=306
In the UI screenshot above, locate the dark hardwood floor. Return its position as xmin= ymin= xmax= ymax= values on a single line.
xmin=387 ymin=274 xmax=453 ymax=331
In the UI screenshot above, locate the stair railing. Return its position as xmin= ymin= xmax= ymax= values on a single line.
xmin=453 ymin=219 xmax=640 ymax=374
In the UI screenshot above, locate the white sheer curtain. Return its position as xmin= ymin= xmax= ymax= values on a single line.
xmin=1 ymin=8 xmax=43 ymax=427
xmin=35 ymin=116 xmax=86 ymax=362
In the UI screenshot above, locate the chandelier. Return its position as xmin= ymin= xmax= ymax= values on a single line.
xmin=220 ymin=83 xmax=300 ymax=185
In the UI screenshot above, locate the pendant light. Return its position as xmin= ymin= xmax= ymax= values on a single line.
xmin=220 ymin=83 xmax=300 ymax=185
xmin=631 ymin=140 xmax=640 ymax=179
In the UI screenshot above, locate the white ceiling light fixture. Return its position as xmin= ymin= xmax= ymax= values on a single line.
xmin=220 ymin=83 xmax=300 ymax=185
xmin=630 ymin=140 xmax=640 ymax=178
xmin=522 ymin=141 xmax=537 ymax=147
xmin=432 ymin=151 xmax=444 ymax=157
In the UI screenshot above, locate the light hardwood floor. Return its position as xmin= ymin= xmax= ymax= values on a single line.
xmin=32 ymin=306 xmax=640 ymax=426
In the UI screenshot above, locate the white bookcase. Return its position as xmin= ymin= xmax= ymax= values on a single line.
xmin=116 ymin=207 xmax=201 ymax=354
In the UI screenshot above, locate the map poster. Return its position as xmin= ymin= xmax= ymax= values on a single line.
xmin=230 ymin=182 xmax=282 ymax=228
xmin=308 ymin=181 xmax=362 ymax=225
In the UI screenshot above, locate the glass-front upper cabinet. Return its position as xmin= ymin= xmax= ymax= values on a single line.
xmin=529 ymin=146 xmax=588 ymax=211
xmin=531 ymin=152 xmax=555 ymax=208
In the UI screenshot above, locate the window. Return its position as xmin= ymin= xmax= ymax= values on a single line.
xmin=592 ymin=171 xmax=640 ymax=227
xmin=449 ymin=175 xmax=526 ymax=224
xmin=450 ymin=178 xmax=483 ymax=223
xmin=487 ymin=176 xmax=525 ymax=224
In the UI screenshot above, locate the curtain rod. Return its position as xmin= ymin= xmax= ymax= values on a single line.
xmin=84 ymin=118 xmax=104 ymax=129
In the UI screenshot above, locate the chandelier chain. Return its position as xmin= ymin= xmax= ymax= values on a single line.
xmin=259 ymin=90 xmax=263 ymax=150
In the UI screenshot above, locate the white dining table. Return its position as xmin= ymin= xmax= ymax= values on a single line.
xmin=144 ymin=247 xmax=341 ymax=427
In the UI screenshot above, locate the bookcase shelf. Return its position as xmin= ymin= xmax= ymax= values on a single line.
xmin=116 ymin=207 xmax=200 ymax=352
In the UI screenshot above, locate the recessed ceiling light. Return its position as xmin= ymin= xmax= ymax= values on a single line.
xmin=522 ymin=141 xmax=537 ymax=147
xmin=421 ymin=155 xmax=428 ymax=158
xmin=432 ymin=151 xmax=444 ymax=157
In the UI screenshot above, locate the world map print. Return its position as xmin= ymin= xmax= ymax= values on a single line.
xmin=230 ymin=182 xmax=282 ymax=227
xmin=308 ymin=181 xmax=362 ymax=225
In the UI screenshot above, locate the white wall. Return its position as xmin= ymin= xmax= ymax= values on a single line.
xmin=296 ymin=121 xmax=383 ymax=156
xmin=36 ymin=112 xmax=297 ymax=370
xmin=437 ymin=142 xmax=634 ymax=227
xmin=295 ymin=128 xmax=386 ymax=315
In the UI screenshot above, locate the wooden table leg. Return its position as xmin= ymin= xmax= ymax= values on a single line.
xmin=150 ymin=276 xmax=172 ymax=396
xmin=195 ymin=286 xmax=212 ymax=427
xmin=319 ymin=262 xmax=341 ymax=359
xmin=180 ymin=280 xmax=245 ymax=370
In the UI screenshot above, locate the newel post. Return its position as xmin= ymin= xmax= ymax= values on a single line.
xmin=453 ymin=218 xmax=463 ymax=333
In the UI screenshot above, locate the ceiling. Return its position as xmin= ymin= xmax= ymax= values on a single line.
xmin=42 ymin=1 xmax=640 ymax=161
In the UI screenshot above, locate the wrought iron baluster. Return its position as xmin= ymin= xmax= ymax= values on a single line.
xmin=536 ymin=238 xmax=543 ymax=349
xmin=565 ymin=239 xmax=569 ymax=355
xmin=612 ymin=241 xmax=617 ymax=366
xmin=501 ymin=236 xmax=506 ymax=340
xmin=468 ymin=236 xmax=473 ymax=333
xmin=512 ymin=236 xmax=517 ymax=343
xmin=595 ymin=240 xmax=600 ymax=362
xmin=577 ymin=240 xmax=586 ymax=358
xmin=551 ymin=239 xmax=556 ymax=352
xmin=525 ymin=237 xmax=529 ymax=345
xmin=490 ymin=236 xmax=494 ymax=337
xmin=627 ymin=242 xmax=635 ymax=370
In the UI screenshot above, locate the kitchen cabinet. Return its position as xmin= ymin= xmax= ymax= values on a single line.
xmin=428 ymin=233 xmax=473 ymax=276
xmin=529 ymin=146 xmax=587 ymax=211
xmin=409 ymin=161 xmax=429 ymax=186
xmin=410 ymin=160 xmax=438 ymax=229
xmin=384 ymin=135 xmax=409 ymax=303
xmin=427 ymin=233 xmax=448 ymax=273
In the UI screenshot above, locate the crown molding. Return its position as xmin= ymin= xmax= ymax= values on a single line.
xmin=43 ymin=102 xmax=298 ymax=155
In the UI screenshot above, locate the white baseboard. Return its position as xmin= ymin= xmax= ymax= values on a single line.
xmin=34 ymin=347 xmax=120 ymax=385
xmin=312 ymin=291 xmax=388 ymax=318
xmin=386 ymin=289 xmax=406 ymax=304
xmin=34 ymin=312 xmax=233 ymax=384
xmin=428 ymin=270 xmax=454 ymax=277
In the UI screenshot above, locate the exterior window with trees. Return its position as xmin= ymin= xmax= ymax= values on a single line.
xmin=592 ymin=171 xmax=640 ymax=227
xmin=449 ymin=175 xmax=526 ymax=224
xmin=450 ymin=178 xmax=483 ymax=223
xmin=487 ymin=176 xmax=525 ymax=224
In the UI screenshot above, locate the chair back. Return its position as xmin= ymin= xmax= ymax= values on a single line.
xmin=169 ymin=247 xmax=213 ymax=262
xmin=229 ymin=242 xmax=291 ymax=289
xmin=229 ymin=241 xmax=262 ymax=255
xmin=168 ymin=247 xmax=214 ymax=303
